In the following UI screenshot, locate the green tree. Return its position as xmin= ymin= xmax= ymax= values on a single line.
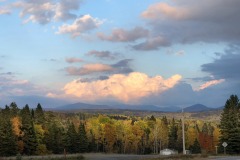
xmin=0 ymin=117 xmax=17 ymax=156
xmin=219 ymin=95 xmax=240 ymax=154
xmin=65 ymin=122 xmax=78 ymax=153
xmin=189 ymin=138 xmax=201 ymax=154
xmin=168 ymin=118 xmax=178 ymax=150
xmin=78 ymin=123 xmax=88 ymax=153
xmin=21 ymin=105 xmax=37 ymax=155
xmin=45 ymin=122 xmax=64 ymax=154
xmin=35 ymin=103 xmax=45 ymax=125
xmin=10 ymin=102 xmax=19 ymax=117
xmin=176 ymin=120 xmax=183 ymax=152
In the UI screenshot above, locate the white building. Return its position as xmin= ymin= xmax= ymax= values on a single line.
xmin=160 ymin=149 xmax=178 ymax=155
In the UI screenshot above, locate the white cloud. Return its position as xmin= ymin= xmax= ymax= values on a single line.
xmin=57 ymin=14 xmax=103 ymax=37
xmin=12 ymin=0 xmax=82 ymax=24
xmin=63 ymin=72 xmax=182 ymax=103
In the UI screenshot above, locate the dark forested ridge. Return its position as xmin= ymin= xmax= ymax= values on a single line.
xmin=0 ymin=96 xmax=238 ymax=157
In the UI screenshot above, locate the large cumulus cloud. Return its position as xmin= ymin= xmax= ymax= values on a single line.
xmin=63 ymin=72 xmax=182 ymax=103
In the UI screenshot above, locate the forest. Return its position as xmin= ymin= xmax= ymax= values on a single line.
xmin=0 ymin=95 xmax=239 ymax=157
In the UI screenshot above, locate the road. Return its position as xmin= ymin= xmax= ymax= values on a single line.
xmin=83 ymin=154 xmax=240 ymax=160
xmin=210 ymin=156 xmax=240 ymax=160
xmin=83 ymin=153 xmax=160 ymax=160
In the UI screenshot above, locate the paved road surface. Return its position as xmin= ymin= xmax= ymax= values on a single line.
xmin=210 ymin=156 xmax=240 ymax=160
xmin=83 ymin=153 xmax=160 ymax=160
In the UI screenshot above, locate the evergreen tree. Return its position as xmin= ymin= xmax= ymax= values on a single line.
xmin=219 ymin=95 xmax=240 ymax=154
xmin=189 ymin=138 xmax=201 ymax=154
xmin=65 ymin=122 xmax=78 ymax=153
xmin=78 ymin=123 xmax=88 ymax=153
xmin=176 ymin=121 xmax=183 ymax=152
xmin=0 ymin=117 xmax=17 ymax=156
xmin=35 ymin=103 xmax=45 ymax=125
xmin=10 ymin=102 xmax=19 ymax=117
xmin=168 ymin=118 xmax=178 ymax=150
xmin=21 ymin=105 xmax=37 ymax=155
xmin=45 ymin=122 xmax=64 ymax=154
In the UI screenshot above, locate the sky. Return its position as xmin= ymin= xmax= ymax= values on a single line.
xmin=0 ymin=0 xmax=240 ymax=108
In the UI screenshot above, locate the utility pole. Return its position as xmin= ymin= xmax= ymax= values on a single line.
xmin=215 ymin=146 xmax=218 ymax=155
xmin=182 ymin=108 xmax=186 ymax=154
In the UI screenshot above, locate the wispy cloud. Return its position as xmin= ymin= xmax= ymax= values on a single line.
xmin=98 ymin=27 xmax=149 ymax=42
xmin=65 ymin=59 xmax=133 ymax=76
xmin=66 ymin=63 xmax=114 ymax=76
xmin=167 ymin=49 xmax=185 ymax=56
xmin=197 ymin=79 xmax=225 ymax=91
xmin=0 ymin=75 xmax=46 ymax=97
xmin=87 ymin=50 xmax=118 ymax=60
xmin=0 ymin=7 xmax=11 ymax=15
xmin=65 ymin=57 xmax=84 ymax=63
xmin=132 ymin=36 xmax=170 ymax=51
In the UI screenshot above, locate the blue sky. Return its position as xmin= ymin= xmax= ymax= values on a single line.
xmin=0 ymin=0 xmax=240 ymax=108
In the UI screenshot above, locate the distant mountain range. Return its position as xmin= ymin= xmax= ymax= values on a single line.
xmin=52 ymin=102 xmax=222 ymax=113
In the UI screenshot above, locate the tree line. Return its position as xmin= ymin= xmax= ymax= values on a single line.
xmin=0 ymin=101 xmax=222 ymax=156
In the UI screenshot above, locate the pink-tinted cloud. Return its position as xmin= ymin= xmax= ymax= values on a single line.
xmin=65 ymin=57 xmax=84 ymax=63
xmin=142 ymin=2 xmax=188 ymax=20
xmin=197 ymin=79 xmax=225 ymax=91
xmin=63 ymin=72 xmax=182 ymax=103
xmin=98 ymin=27 xmax=149 ymax=42
xmin=57 ymin=14 xmax=103 ymax=37
xmin=0 ymin=7 xmax=11 ymax=15
xmin=66 ymin=63 xmax=114 ymax=75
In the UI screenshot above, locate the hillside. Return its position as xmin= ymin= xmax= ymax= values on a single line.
xmin=182 ymin=104 xmax=213 ymax=112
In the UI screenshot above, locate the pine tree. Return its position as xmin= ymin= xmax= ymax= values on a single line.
xmin=35 ymin=103 xmax=45 ymax=125
xmin=0 ymin=117 xmax=17 ymax=156
xmin=45 ymin=122 xmax=64 ymax=154
xmin=10 ymin=102 xmax=19 ymax=117
xmin=168 ymin=118 xmax=178 ymax=150
xmin=78 ymin=123 xmax=88 ymax=153
xmin=21 ymin=105 xmax=37 ymax=155
xmin=189 ymin=138 xmax=201 ymax=154
xmin=65 ymin=122 xmax=78 ymax=153
xmin=219 ymin=95 xmax=240 ymax=154
xmin=176 ymin=121 xmax=183 ymax=152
